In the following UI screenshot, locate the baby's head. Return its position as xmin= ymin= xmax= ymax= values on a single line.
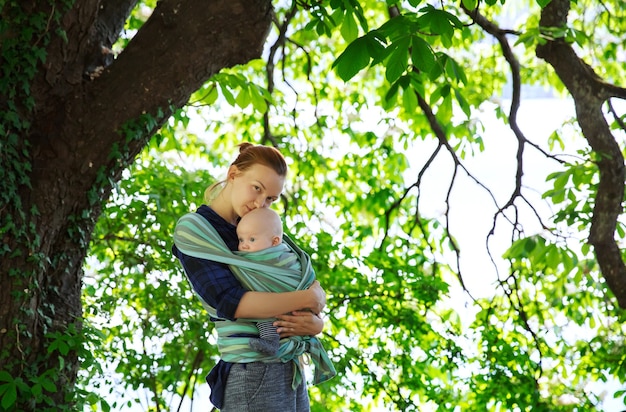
xmin=237 ymin=208 xmax=283 ymax=252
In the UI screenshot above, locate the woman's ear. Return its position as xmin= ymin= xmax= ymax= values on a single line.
xmin=227 ymin=165 xmax=239 ymax=181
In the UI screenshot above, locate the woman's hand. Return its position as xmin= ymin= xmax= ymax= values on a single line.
xmin=307 ymin=280 xmax=326 ymax=314
xmin=274 ymin=311 xmax=324 ymax=338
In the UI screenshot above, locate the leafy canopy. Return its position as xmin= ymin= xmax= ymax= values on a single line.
xmin=79 ymin=0 xmax=626 ymax=411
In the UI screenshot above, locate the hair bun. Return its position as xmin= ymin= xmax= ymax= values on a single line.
xmin=238 ymin=142 xmax=254 ymax=153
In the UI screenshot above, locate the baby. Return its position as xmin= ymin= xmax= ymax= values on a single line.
xmin=236 ymin=207 xmax=285 ymax=355
xmin=237 ymin=207 xmax=283 ymax=253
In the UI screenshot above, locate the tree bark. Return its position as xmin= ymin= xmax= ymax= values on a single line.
xmin=536 ymin=0 xmax=626 ymax=309
xmin=0 ymin=0 xmax=273 ymax=408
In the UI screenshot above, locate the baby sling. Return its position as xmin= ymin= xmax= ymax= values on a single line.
xmin=173 ymin=212 xmax=336 ymax=388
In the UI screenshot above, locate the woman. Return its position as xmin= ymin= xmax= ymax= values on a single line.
xmin=172 ymin=143 xmax=327 ymax=411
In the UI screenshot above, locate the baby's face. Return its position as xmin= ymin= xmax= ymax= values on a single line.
xmin=237 ymin=225 xmax=275 ymax=252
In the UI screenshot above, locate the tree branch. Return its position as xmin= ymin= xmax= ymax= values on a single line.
xmin=60 ymin=0 xmax=273 ymax=185
xmin=83 ymin=0 xmax=138 ymax=76
xmin=263 ymin=2 xmax=298 ymax=146
xmin=536 ymin=0 xmax=626 ymax=309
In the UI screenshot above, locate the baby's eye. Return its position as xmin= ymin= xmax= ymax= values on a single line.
xmin=250 ymin=237 xmax=256 ymax=242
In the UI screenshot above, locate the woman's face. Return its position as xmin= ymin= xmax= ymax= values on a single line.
xmin=229 ymin=163 xmax=285 ymax=219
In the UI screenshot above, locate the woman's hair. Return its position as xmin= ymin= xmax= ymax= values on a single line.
xmin=230 ymin=142 xmax=287 ymax=176
xmin=204 ymin=143 xmax=287 ymax=203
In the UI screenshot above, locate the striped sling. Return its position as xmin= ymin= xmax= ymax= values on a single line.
xmin=174 ymin=212 xmax=336 ymax=387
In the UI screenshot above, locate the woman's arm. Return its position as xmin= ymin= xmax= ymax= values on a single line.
xmin=234 ymin=280 xmax=326 ymax=319
xmin=175 ymin=244 xmax=326 ymax=321
xmin=174 ymin=246 xmax=246 ymax=320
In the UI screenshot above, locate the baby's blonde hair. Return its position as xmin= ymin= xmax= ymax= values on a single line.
xmin=238 ymin=208 xmax=283 ymax=238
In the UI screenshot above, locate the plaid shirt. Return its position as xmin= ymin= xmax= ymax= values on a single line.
xmin=172 ymin=205 xmax=246 ymax=321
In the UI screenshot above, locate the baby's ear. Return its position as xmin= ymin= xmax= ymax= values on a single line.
xmin=272 ymin=236 xmax=281 ymax=246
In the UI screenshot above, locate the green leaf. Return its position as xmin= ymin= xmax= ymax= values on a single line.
xmin=524 ymin=237 xmax=538 ymax=253
xmin=410 ymin=36 xmax=436 ymax=73
xmin=205 ymin=85 xmax=218 ymax=105
xmin=40 ymin=378 xmax=57 ymax=393
xmin=235 ymin=86 xmax=251 ymax=108
xmin=332 ymin=36 xmax=371 ymax=81
xmin=249 ymin=86 xmax=268 ymax=112
xmin=101 ymin=399 xmax=112 ymax=412
xmin=0 ymin=372 xmax=12 ymax=383
xmin=428 ymin=9 xmax=453 ymax=37
xmin=340 ymin=12 xmax=358 ymax=42
xmin=402 ymin=86 xmax=418 ymax=113
xmin=408 ymin=72 xmax=425 ymax=98
xmin=504 ymin=237 xmax=532 ymax=259
xmin=219 ymin=83 xmax=236 ymax=105
xmin=454 ymin=87 xmax=470 ymax=117
xmin=0 ymin=382 xmax=16 ymax=410
xmin=385 ymin=37 xmax=409 ymax=83
xmin=462 ymin=0 xmax=477 ymax=10
xmin=384 ymin=80 xmax=401 ymax=109
xmin=366 ymin=32 xmax=389 ymax=65
xmin=31 ymin=383 xmax=42 ymax=397
xmin=553 ymin=171 xmax=570 ymax=190
xmin=428 ymin=52 xmax=445 ymax=81
xmin=445 ymin=56 xmax=468 ymax=84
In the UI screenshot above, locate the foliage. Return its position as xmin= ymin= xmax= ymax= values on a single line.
xmin=81 ymin=133 xmax=219 ymax=410
xmin=80 ymin=0 xmax=626 ymax=411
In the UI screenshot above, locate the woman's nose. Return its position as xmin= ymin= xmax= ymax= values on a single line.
xmin=255 ymin=196 xmax=268 ymax=208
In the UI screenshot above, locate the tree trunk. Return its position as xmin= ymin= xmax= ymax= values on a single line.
xmin=0 ymin=0 xmax=273 ymax=408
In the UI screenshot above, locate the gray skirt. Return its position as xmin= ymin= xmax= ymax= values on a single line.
xmin=221 ymin=362 xmax=310 ymax=411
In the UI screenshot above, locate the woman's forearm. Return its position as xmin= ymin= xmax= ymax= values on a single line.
xmin=234 ymin=289 xmax=314 ymax=319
